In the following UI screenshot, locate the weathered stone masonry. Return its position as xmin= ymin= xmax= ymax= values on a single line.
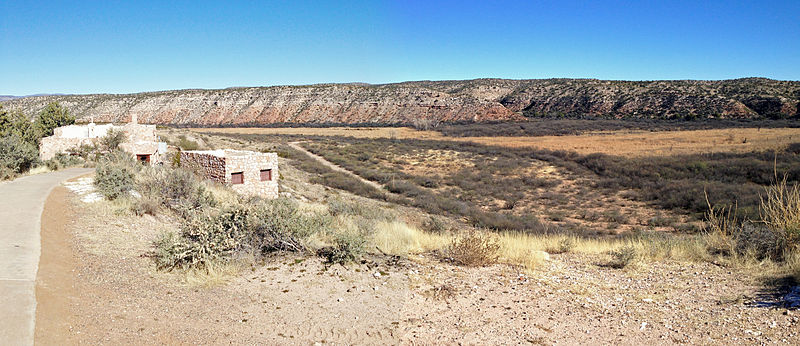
xmin=180 ymin=149 xmax=279 ymax=199
xmin=39 ymin=115 xmax=166 ymax=164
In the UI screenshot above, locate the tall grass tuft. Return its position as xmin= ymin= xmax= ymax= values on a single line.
xmin=760 ymin=174 xmax=800 ymax=248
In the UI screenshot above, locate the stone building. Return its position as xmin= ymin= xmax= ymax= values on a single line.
xmin=39 ymin=115 xmax=167 ymax=164
xmin=180 ymin=149 xmax=279 ymax=199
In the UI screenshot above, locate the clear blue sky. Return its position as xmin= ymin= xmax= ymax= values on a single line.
xmin=1 ymin=0 xmax=798 ymax=95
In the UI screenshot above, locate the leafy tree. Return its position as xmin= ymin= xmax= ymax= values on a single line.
xmin=34 ymin=102 xmax=75 ymax=139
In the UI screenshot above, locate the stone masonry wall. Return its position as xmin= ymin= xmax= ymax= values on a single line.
xmin=224 ymin=152 xmax=279 ymax=199
xmin=39 ymin=136 xmax=93 ymax=161
xmin=180 ymin=152 xmax=227 ymax=184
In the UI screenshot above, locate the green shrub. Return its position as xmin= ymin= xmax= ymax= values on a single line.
xmin=136 ymin=166 xmax=216 ymax=217
xmin=247 ymin=198 xmax=331 ymax=253
xmin=94 ymin=153 xmax=136 ymax=200
xmin=99 ymin=128 xmax=127 ymax=152
xmin=155 ymin=208 xmax=250 ymax=270
xmin=327 ymin=198 xmax=395 ymax=222
xmin=45 ymin=153 xmax=82 ymax=171
xmin=33 ymin=102 xmax=74 ymax=138
xmin=0 ymin=134 xmax=39 ymax=178
xmin=0 ymin=106 xmax=37 ymax=143
xmin=177 ymin=135 xmax=200 ymax=150
xmin=155 ymin=198 xmax=330 ymax=270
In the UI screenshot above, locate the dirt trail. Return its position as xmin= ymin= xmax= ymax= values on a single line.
xmin=34 ymin=186 xmax=76 ymax=345
xmin=288 ymin=141 xmax=387 ymax=191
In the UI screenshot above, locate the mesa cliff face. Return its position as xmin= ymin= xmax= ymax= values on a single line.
xmin=3 ymin=78 xmax=798 ymax=126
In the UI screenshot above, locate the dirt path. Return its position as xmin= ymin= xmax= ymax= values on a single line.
xmin=288 ymin=141 xmax=386 ymax=191
xmin=0 ymin=168 xmax=92 ymax=345
xmin=34 ymin=186 xmax=77 ymax=345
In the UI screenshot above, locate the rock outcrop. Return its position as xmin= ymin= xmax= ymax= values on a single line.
xmin=3 ymin=78 xmax=798 ymax=125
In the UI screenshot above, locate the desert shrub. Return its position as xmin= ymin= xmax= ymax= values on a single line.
xmin=555 ymin=237 xmax=575 ymax=254
xmin=0 ymin=134 xmax=39 ymax=178
xmin=327 ymin=198 xmax=395 ymax=222
xmin=169 ymin=152 xmax=181 ymax=167
xmin=155 ymin=198 xmax=330 ymax=270
xmin=94 ymin=153 xmax=137 ymax=200
xmin=317 ymin=231 xmax=366 ymax=265
xmin=733 ymin=222 xmax=787 ymax=261
xmin=99 ymin=128 xmax=127 ymax=152
xmin=131 ymin=196 xmax=160 ymax=216
xmin=467 ymin=209 xmax=547 ymax=233
xmin=437 ymin=118 xmax=800 ymax=138
xmin=446 ymin=231 xmax=500 ymax=267
xmin=703 ymin=195 xmax=789 ymax=262
xmin=310 ymin=172 xmax=386 ymax=200
xmin=608 ymin=246 xmax=639 ymax=268
xmin=421 ymin=216 xmax=449 ymax=233
xmin=247 ymin=198 xmax=331 ymax=254
xmin=45 ymin=153 xmax=82 ymax=171
xmin=177 ymin=135 xmax=200 ymax=150
xmin=155 ymin=208 xmax=250 ymax=270
xmin=135 ymin=166 xmax=216 ymax=217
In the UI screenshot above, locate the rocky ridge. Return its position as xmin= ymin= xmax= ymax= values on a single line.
xmin=3 ymin=78 xmax=798 ymax=126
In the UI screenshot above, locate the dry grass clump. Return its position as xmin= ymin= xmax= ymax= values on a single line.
xmin=371 ymin=221 xmax=449 ymax=255
xmin=446 ymin=231 xmax=500 ymax=267
xmin=760 ymin=175 xmax=800 ymax=247
xmin=699 ymin=174 xmax=800 ymax=277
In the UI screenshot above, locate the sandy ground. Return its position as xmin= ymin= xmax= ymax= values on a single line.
xmin=35 ymin=186 xmax=77 ymax=344
xmin=192 ymin=126 xmax=800 ymax=157
xmin=33 ymin=186 xmax=800 ymax=345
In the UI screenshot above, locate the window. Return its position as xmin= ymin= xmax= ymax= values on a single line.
xmin=260 ymin=169 xmax=272 ymax=181
xmin=231 ymin=172 xmax=244 ymax=184
xmin=136 ymin=154 xmax=150 ymax=164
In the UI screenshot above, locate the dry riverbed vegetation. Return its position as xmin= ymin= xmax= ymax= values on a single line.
xmin=40 ymin=125 xmax=800 ymax=344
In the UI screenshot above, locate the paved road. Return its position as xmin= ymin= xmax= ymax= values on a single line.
xmin=0 ymin=168 xmax=92 ymax=345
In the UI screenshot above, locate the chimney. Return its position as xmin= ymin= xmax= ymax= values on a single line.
xmin=131 ymin=114 xmax=138 ymax=124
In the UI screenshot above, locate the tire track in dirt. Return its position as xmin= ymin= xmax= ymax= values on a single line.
xmin=288 ymin=141 xmax=388 ymax=192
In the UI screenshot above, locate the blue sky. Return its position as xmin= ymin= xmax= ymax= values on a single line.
xmin=1 ymin=0 xmax=798 ymax=95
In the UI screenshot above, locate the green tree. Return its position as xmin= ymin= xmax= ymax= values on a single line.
xmin=0 ymin=134 xmax=39 ymax=178
xmin=0 ymin=105 xmax=36 ymax=143
xmin=34 ymin=102 xmax=75 ymax=139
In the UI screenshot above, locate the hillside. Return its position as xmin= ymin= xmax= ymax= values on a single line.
xmin=2 ymin=78 xmax=799 ymax=126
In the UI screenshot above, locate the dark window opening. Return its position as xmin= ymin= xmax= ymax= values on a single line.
xmin=231 ymin=172 xmax=244 ymax=184
xmin=260 ymin=169 xmax=272 ymax=181
xmin=136 ymin=154 xmax=150 ymax=164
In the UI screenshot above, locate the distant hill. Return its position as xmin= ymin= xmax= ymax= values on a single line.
xmin=0 ymin=94 xmax=66 ymax=102
xmin=1 ymin=78 xmax=798 ymax=126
